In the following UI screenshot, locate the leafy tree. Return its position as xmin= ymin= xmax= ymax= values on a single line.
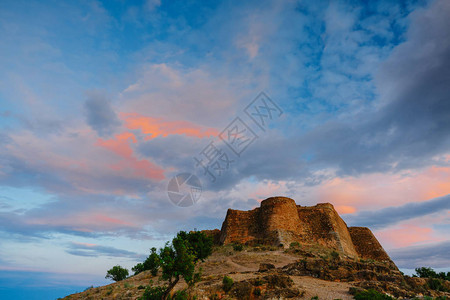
xmin=133 ymin=247 xmax=160 ymax=275
xmin=136 ymin=231 xmax=213 ymax=299
xmin=176 ymin=231 xmax=213 ymax=262
xmin=414 ymin=267 xmax=450 ymax=281
xmin=105 ymin=265 xmax=129 ymax=282
xmin=159 ymin=235 xmax=196 ymax=299
xmin=415 ymin=267 xmax=437 ymax=278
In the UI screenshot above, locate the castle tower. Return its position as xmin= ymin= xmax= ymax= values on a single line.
xmin=259 ymin=197 xmax=302 ymax=246
xmin=215 ymin=196 xmax=392 ymax=264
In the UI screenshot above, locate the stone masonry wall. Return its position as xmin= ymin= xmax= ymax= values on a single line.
xmin=215 ymin=196 xmax=392 ymax=263
xmin=348 ymin=226 xmax=393 ymax=264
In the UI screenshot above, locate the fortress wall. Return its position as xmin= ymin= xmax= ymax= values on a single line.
xmin=219 ymin=208 xmax=260 ymax=244
xmin=216 ymin=197 xmax=392 ymax=264
xmin=260 ymin=197 xmax=302 ymax=233
xmin=349 ymin=227 xmax=393 ymax=263
xmin=296 ymin=203 xmax=358 ymax=257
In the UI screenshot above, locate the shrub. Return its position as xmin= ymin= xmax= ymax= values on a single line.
xmin=233 ymin=243 xmax=243 ymax=251
xmin=311 ymin=296 xmax=319 ymax=300
xmin=223 ymin=275 xmax=234 ymax=292
xmin=353 ymin=289 xmax=394 ymax=300
xmin=140 ymin=286 xmax=166 ymax=300
xmin=124 ymin=282 xmax=132 ymax=288
xmin=105 ymin=265 xmax=129 ymax=282
xmin=106 ymin=286 xmax=113 ymax=295
xmin=290 ymin=242 xmax=300 ymax=248
xmin=330 ymin=251 xmax=340 ymax=260
xmin=253 ymin=278 xmax=264 ymax=286
xmin=427 ymin=278 xmax=444 ymax=291
xmin=253 ymin=287 xmax=261 ymax=296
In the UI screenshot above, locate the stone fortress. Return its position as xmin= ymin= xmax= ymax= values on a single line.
xmin=206 ymin=196 xmax=393 ymax=264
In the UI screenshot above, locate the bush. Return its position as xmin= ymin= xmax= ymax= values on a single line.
xmin=233 ymin=243 xmax=243 ymax=251
xmin=223 ymin=275 xmax=234 ymax=292
xmin=106 ymin=286 xmax=113 ymax=295
xmin=105 ymin=265 xmax=129 ymax=282
xmin=330 ymin=251 xmax=340 ymax=260
xmin=253 ymin=287 xmax=261 ymax=296
xmin=290 ymin=242 xmax=300 ymax=248
xmin=353 ymin=289 xmax=394 ymax=300
xmin=427 ymin=278 xmax=444 ymax=291
xmin=124 ymin=282 xmax=132 ymax=288
xmin=140 ymin=286 xmax=166 ymax=300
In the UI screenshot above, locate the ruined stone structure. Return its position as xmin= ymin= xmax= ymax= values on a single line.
xmin=210 ymin=196 xmax=393 ymax=263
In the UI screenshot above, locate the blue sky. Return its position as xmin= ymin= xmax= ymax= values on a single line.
xmin=1 ymin=0 xmax=450 ymax=298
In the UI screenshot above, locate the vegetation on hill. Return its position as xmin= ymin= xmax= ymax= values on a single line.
xmin=414 ymin=267 xmax=450 ymax=281
xmin=134 ymin=230 xmax=213 ymax=299
xmin=105 ymin=265 xmax=129 ymax=282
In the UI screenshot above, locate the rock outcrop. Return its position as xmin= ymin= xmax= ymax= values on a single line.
xmin=214 ymin=196 xmax=393 ymax=264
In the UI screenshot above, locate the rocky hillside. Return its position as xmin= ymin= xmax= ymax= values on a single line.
xmin=62 ymin=197 xmax=450 ymax=299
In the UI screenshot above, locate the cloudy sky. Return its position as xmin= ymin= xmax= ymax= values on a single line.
xmin=0 ymin=0 xmax=449 ymax=298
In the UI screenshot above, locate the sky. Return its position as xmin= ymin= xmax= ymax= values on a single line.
xmin=0 ymin=0 xmax=449 ymax=298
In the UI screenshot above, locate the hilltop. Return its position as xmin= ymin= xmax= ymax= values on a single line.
xmin=62 ymin=197 xmax=450 ymax=299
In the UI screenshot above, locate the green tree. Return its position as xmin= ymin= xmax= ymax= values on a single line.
xmin=159 ymin=235 xmax=196 ymax=299
xmin=105 ymin=265 xmax=129 ymax=282
xmin=415 ymin=267 xmax=437 ymax=278
xmin=176 ymin=231 xmax=213 ymax=262
xmin=133 ymin=247 xmax=160 ymax=275
xmin=133 ymin=231 xmax=213 ymax=299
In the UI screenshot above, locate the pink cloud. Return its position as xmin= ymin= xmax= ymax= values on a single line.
xmin=375 ymin=223 xmax=441 ymax=248
xmin=97 ymin=131 xmax=165 ymax=181
xmin=120 ymin=112 xmax=218 ymax=140
xmin=27 ymin=212 xmax=136 ymax=232
xmin=315 ymin=165 xmax=450 ymax=211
